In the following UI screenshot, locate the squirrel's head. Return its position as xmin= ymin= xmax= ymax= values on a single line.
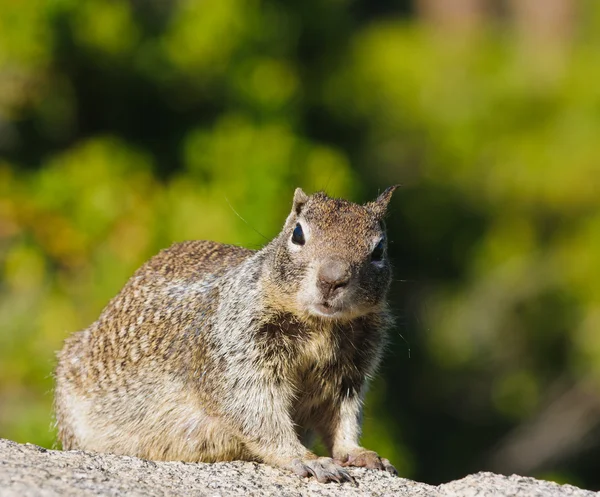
xmin=265 ymin=187 xmax=398 ymax=322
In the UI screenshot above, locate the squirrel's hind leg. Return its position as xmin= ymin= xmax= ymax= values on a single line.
xmin=55 ymin=379 xmax=250 ymax=463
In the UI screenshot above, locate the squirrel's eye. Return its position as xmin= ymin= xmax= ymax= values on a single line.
xmin=371 ymin=239 xmax=384 ymax=262
xmin=292 ymin=223 xmax=305 ymax=245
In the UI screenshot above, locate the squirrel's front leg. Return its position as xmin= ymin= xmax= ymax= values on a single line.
xmin=224 ymin=373 xmax=354 ymax=483
xmin=326 ymin=390 xmax=398 ymax=475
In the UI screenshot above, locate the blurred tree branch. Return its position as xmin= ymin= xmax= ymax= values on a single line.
xmin=488 ymin=379 xmax=600 ymax=474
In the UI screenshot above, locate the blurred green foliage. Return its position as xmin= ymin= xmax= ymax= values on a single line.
xmin=1 ymin=0 xmax=599 ymax=490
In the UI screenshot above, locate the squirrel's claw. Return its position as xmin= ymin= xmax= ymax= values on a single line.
xmin=381 ymin=458 xmax=398 ymax=476
xmin=337 ymin=449 xmax=398 ymax=476
xmin=290 ymin=457 xmax=355 ymax=484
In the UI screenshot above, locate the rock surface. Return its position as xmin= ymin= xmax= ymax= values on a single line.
xmin=0 ymin=438 xmax=596 ymax=497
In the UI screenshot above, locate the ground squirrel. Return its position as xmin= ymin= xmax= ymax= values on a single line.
xmin=55 ymin=187 xmax=398 ymax=483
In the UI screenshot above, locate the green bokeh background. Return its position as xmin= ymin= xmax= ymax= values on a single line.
xmin=1 ymin=0 xmax=600 ymax=489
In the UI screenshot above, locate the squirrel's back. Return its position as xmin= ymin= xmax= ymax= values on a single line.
xmin=57 ymin=239 xmax=255 ymax=377
xmin=140 ymin=240 xmax=255 ymax=282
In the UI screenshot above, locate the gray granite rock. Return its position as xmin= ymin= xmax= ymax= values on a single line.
xmin=0 ymin=438 xmax=596 ymax=497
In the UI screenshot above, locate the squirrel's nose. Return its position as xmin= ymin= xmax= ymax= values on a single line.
xmin=317 ymin=260 xmax=350 ymax=299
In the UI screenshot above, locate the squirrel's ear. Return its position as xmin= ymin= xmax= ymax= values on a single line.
xmin=367 ymin=185 xmax=399 ymax=218
xmin=292 ymin=188 xmax=309 ymax=215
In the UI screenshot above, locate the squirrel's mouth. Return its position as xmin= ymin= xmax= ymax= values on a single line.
xmin=311 ymin=302 xmax=345 ymax=319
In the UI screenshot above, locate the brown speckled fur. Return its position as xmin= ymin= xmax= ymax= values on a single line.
xmin=54 ymin=187 xmax=398 ymax=483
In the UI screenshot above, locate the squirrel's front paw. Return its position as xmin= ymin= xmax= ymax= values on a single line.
xmin=290 ymin=457 xmax=355 ymax=484
xmin=336 ymin=448 xmax=398 ymax=476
